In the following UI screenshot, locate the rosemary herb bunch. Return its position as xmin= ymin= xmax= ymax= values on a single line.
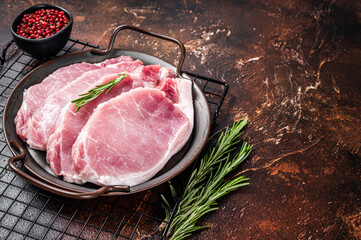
xmin=71 ymin=73 xmax=127 ymax=112
xmin=162 ymin=118 xmax=252 ymax=240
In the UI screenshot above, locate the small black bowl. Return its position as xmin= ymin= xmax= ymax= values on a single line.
xmin=10 ymin=4 xmax=73 ymax=59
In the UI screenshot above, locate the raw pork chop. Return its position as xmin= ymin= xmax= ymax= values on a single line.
xmin=15 ymin=55 xmax=133 ymax=141
xmin=15 ymin=62 xmax=100 ymax=141
xmin=47 ymin=73 xmax=145 ymax=183
xmin=26 ymin=60 xmax=144 ymax=150
xmin=72 ymin=82 xmax=193 ymax=186
xmin=46 ymin=65 xmax=175 ymax=183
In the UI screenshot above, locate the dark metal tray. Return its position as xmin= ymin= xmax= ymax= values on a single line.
xmin=3 ymin=26 xmax=211 ymax=199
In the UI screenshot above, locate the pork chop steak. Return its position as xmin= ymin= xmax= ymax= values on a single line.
xmin=26 ymin=60 xmax=144 ymax=150
xmin=15 ymin=55 xmax=133 ymax=142
xmin=46 ymin=65 xmax=177 ymax=183
xmin=15 ymin=62 xmax=100 ymax=141
xmin=47 ymin=73 xmax=145 ymax=183
xmin=72 ymin=83 xmax=193 ymax=186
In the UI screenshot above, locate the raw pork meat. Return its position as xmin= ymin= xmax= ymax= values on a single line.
xmin=15 ymin=62 xmax=100 ymax=141
xmin=15 ymin=55 xmax=133 ymax=141
xmin=15 ymin=55 xmax=193 ymax=187
xmin=26 ymin=60 xmax=144 ymax=150
xmin=72 ymin=84 xmax=193 ymax=186
xmin=47 ymin=73 xmax=145 ymax=183
xmin=46 ymin=65 xmax=176 ymax=183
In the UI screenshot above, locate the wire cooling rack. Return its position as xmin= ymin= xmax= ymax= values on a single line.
xmin=0 ymin=39 xmax=228 ymax=239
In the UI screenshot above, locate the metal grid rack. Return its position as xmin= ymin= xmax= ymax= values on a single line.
xmin=0 ymin=39 xmax=228 ymax=240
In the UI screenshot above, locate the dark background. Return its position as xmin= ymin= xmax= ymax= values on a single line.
xmin=1 ymin=0 xmax=361 ymax=239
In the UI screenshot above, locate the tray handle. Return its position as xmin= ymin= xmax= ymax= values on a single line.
xmin=8 ymin=140 xmax=130 ymax=199
xmin=90 ymin=24 xmax=186 ymax=77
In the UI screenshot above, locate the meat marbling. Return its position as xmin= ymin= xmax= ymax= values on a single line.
xmin=46 ymin=65 xmax=180 ymax=183
xmin=15 ymin=55 xmax=133 ymax=142
xmin=15 ymin=55 xmax=194 ymax=187
xmin=15 ymin=62 xmax=100 ymax=141
xmin=72 ymin=82 xmax=193 ymax=186
xmin=47 ymin=72 xmax=147 ymax=183
xmin=26 ymin=60 xmax=144 ymax=150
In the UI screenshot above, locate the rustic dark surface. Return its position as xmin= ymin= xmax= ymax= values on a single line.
xmin=1 ymin=0 xmax=361 ymax=239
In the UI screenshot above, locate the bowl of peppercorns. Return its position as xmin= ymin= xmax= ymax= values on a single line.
xmin=10 ymin=4 xmax=73 ymax=58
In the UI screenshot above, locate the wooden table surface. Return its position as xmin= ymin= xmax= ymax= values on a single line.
xmin=1 ymin=0 xmax=360 ymax=239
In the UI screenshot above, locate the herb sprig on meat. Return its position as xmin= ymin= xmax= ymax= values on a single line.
xmin=71 ymin=73 xmax=127 ymax=112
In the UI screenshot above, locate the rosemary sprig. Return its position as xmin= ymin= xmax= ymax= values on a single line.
xmin=162 ymin=118 xmax=252 ymax=240
xmin=71 ymin=73 xmax=127 ymax=112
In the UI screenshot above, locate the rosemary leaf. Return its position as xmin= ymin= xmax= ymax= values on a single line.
xmin=71 ymin=73 xmax=127 ymax=112
xmin=162 ymin=118 xmax=252 ymax=240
